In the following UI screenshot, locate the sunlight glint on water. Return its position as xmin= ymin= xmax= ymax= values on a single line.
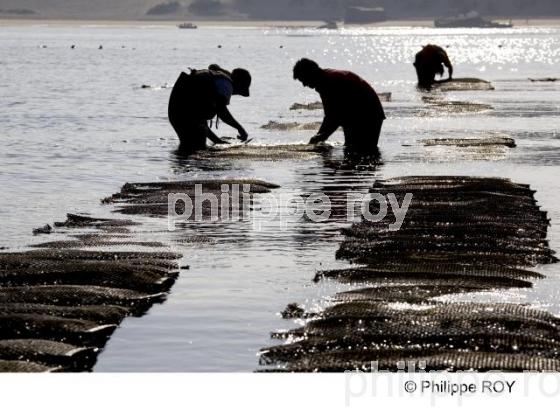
xmin=0 ymin=24 xmax=559 ymax=371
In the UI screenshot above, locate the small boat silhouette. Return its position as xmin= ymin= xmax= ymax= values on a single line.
xmin=178 ymin=22 xmax=198 ymax=29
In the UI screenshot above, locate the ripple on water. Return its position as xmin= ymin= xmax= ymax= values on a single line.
xmin=1 ymin=25 xmax=559 ymax=371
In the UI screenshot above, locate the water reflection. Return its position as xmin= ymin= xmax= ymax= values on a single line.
xmin=165 ymin=145 xmax=382 ymax=255
xmin=326 ymin=146 xmax=383 ymax=170
xmin=169 ymin=148 xmax=238 ymax=173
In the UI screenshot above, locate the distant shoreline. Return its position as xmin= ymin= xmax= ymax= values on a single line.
xmin=2 ymin=18 xmax=560 ymax=28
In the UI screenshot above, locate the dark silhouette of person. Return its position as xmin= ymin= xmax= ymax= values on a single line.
xmin=168 ymin=64 xmax=251 ymax=153
xmin=293 ymin=58 xmax=386 ymax=151
xmin=414 ymin=44 xmax=453 ymax=89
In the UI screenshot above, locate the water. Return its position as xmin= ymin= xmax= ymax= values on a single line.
xmin=1 ymin=23 xmax=559 ymax=371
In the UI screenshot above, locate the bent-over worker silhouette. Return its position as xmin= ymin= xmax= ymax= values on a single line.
xmin=414 ymin=44 xmax=453 ymax=89
xmin=168 ymin=64 xmax=251 ymax=153
xmin=292 ymin=58 xmax=386 ymax=151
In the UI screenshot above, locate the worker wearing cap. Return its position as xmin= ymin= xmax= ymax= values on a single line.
xmin=168 ymin=64 xmax=251 ymax=153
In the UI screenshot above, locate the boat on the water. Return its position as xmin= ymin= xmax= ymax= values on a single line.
xmin=435 ymin=11 xmax=512 ymax=28
xmin=317 ymin=20 xmax=338 ymax=30
xmin=344 ymin=6 xmax=386 ymax=24
xmin=178 ymin=22 xmax=198 ymax=29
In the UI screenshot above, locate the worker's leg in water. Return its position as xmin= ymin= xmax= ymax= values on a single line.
xmin=174 ymin=120 xmax=209 ymax=154
xmin=343 ymin=119 xmax=383 ymax=153
xmin=415 ymin=66 xmax=436 ymax=88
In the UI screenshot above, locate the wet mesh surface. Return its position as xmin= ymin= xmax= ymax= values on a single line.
xmin=260 ymin=176 xmax=559 ymax=372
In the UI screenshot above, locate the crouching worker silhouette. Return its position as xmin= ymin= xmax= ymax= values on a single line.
xmin=414 ymin=44 xmax=453 ymax=89
xmin=292 ymin=58 xmax=386 ymax=152
xmin=168 ymin=64 xmax=251 ymax=153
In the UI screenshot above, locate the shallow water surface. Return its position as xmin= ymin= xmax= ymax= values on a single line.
xmin=0 ymin=24 xmax=559 ymax=371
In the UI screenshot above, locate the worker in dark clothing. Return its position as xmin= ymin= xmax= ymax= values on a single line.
xmin=414 ymin=44 xmax=453 ymax=89
xmin=292 ymin=58 xmax=386 ymax=151
xmin=168 ymin=64 xmax=251 ymax=153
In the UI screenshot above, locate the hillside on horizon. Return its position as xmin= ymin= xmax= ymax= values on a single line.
xmin=2 ymin=0 xmax=560 ymax=21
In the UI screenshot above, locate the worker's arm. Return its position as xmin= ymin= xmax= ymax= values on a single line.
xmin=309 ymin=115 xmax=339 ymax=144
xmin=442 ymin=52 xmax=453 ymax=80
xmin=433 ymin=63 xmax=453 ymax=85
xmin=309 ymin=95 xmax=339 ymax=144
xmin=216 ymin=105 xmax=248 ymax=141
xmin=206 ymin=127 xmax=229 ymax=145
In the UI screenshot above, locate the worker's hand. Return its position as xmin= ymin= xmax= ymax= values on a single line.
xmin=309 ymin=134 xmax=326 ymax=145
xmin=237 ymin=128 xmax=249 ymax=142
xmin=213 ymin=137 xmax=230 ymax=145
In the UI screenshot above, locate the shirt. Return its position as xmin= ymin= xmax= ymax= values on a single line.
xmin=214 ymin=76 xmax=233 ymax=106
xmin=317 ymin=69 xmax=386 ymax=128
xmin=415 ymin=44 xmax=452 ymax=70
